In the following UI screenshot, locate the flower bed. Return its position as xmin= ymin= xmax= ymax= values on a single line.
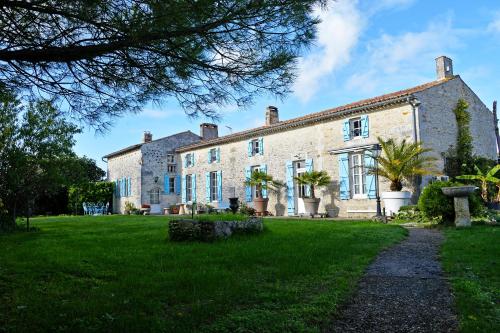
xmin=168 ymin=216 xmax=263 ymax=242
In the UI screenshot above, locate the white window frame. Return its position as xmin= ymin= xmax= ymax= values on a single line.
xmin=169 ymin=176 xmax=175 ymax=194
xmin=349 ymin=117 xmax=362 ymax=139
xmin=150 ymin=188 xmax=160 ymax=204
xmin=209 ymin=148 xmax=217 ymax=163
xmin=210 ymin=171 xmax=218 ymax=202
xmin=167 ymin=154 xmax=175 ymax=164
xmin=250 ymin=165 xmax=261 ymax=199
xmin=186 ymin=153 xmax=193 ymax=167
xmin=251 ymin=139 xmax=260 ymax=156
xmin=186 ymin=174 xmax=192 ymax=202
xmin=350 ymin=153 xmax=367 ymax=199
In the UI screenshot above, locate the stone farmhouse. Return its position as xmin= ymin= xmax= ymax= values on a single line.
xmin=104 ymin=57 xmax=497 ymax=217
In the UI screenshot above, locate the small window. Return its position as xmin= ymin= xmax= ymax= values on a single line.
xmin=251 ymin=139 xmax=260 ymax=155
xmin=150 ymin=188 xmax=160 ymax=204
xmin=186 ymin=153 xmax=194 ymax=167
xmin=251 ymin=166 xmax=261 ymax=199
xmin=349 ymin=118 xmax=362 ymax=138
xmin=169 ymin=177 xmax=175 ymax=194
xmin=210 ymin=171 xmax=218 ymax=202
xmin=167 ymin=164 xmax=176 ymax=173
xmin=186 ymin=174 xmax=192 ymax=202
xmin=209 ymin=148 xmax=217 ymax=163
xmin=167 ymin=154 xmax=175 ymax=164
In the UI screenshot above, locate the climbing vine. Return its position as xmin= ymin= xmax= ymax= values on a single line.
xmin=453 ymin=99 xmax=473 ymax=160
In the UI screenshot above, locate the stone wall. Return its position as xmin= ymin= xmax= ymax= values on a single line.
xmin=107 ymin=149 xmax=142 ymax=213
xmin=416 ymin=77 xmax=497 ymax=171
xmin=180 ymin=103 xmax=416 ymax=217
xmin=169 ymin=217 xmax=264 ymax=241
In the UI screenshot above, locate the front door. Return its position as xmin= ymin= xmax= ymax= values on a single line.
xmin=293 ymin=160 xmax=306 ymax=215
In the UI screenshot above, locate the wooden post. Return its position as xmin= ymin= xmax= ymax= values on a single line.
xmin=494 ymin=101 xmax=500 ymax=159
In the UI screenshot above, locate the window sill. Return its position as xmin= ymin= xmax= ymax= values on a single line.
xmin=352 ymin=194 xmax=368 ymax=200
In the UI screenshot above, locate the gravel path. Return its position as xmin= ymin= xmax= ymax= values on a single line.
xmin=325 ymin=228 xmax=458 ymax=333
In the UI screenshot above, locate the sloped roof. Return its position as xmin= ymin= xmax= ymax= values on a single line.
xmin=177 ymin=76 xmax=457 ymax=152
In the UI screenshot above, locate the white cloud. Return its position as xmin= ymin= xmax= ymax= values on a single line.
xmin=369 ymin=0 xmax=416 ymax=13
xmin=488 ymin=12 xmax=500 ymax=34
xmin=293 ymin=0 xmax=364 ymax=102
xmin=346 ymin=18 xmax=462 ymax=94
xmin=141 ymin=108 xmax=176 ymax=119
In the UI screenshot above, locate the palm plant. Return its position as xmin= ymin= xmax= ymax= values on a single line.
xmin=294 ymin=171 xmax=331 ymax=198
xmin=245 ymin=170 xmax=283 ymax=198
xmin=457 ymin=164 xmax=500 ymax=202
xmin=369 ymin=137 xmax=437 ymax=191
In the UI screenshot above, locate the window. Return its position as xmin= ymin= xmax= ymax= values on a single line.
xmin=210 ymin=171 xmax=218 ymax=201
xmin=150 ymin=188 xmax=160 ymax=204
xmin=167 ymin=164 xmax=176 ymax=173
xmin=351 ymin=153 xmax=367 ymax=196
xmin=209 ymin=148 xmax=217 ymax=163
xmin=349 ymin=118 xmax=362 ymax=138
xmin=251 ymin=139 xmax=260 ymax=155
xmin=294 ymin=161 xmax=307 ymax=198
xmin=186 ymin=174 xmax=192 ymax=202
xmin=186 ymin=153 xmax=194 ymax=167
xmin=167 ymin=154 xmax=176 ymax=173
xmin=251 ymin=166 xmax=261 ymax=199
xmin=167 ymin=154 xmax=175 ymax=164
xmin=169 ymin=177 xmax=175 ymax=194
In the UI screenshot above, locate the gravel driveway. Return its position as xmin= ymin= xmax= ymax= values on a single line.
xmin=325 ymin=228 xmax=458 ymax=333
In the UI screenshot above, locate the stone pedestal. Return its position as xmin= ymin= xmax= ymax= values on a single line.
xmin=178 ymin=204 xmax=186 ymax=215
xmin=453 ymin=197 xmax=471 ymax=227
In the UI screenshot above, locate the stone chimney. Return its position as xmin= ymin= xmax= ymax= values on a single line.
xmin=200 ymin=123 xmax=218 ymax=140
xmin=265 ymin=106 xmax=279 ymax=126
xmin=143 ymin=131 xmax=152 ymax=143
xmin=436 ymin=56 xmax=453 ymax=80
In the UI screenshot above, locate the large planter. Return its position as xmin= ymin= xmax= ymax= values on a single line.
xmin=381 ymin=191 xmax=411 ymax=216
xmin=303 ymin=198 xmax=321 ymax=216
xmin=253 ymin=197 xmax=269 ymax=215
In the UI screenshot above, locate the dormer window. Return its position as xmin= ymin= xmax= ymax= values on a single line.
xmin=185 ymin=153 xmax=194 ymax=167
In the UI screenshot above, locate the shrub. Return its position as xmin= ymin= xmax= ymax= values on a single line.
xmin=68 ymin=182 xmax=114 ymax=215
xmin=239 ymin=202 xmax=256 ymax=216
xmin=124 ymin=201 xmax=136 ymax=214
xmin=393 ymin=206 xmax=430 ymax=224
xmin=418 ymin=181 xmax=484 ymax=223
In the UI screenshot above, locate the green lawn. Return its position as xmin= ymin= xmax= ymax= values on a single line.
xmin=0 ymin=216 xmax=405 ymax=333
xmin=441 ymin=225 xmax=500 ymax=333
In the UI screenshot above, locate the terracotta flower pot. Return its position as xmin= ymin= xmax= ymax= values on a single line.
xmin=303 ymin=198 xmax=321 ymax=216
xmin=253 ymin=197 xmax=269 ymax=214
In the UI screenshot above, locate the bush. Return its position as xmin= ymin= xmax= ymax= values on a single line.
xmin=68 ymin=182 xmax=114 ymax=215
xmin=239 ymin=202 xmax=256 ymax=216
xmin=418 ymin=181 xmax=484 ymax=223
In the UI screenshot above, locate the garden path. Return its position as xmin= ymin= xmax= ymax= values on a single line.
xmin=325 ymin=228 xmax=458 ymax=333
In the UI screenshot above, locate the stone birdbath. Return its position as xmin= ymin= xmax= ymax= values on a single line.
xmin=441 ymin=186 xmax=478 ymax=227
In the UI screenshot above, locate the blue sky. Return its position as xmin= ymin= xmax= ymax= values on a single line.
xmin=75 ymin=0 xmax=500 ymax=171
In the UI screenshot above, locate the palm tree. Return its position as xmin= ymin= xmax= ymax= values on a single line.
xmin=294 ymin=171 xmax=331 ymax=198
xmin=244 ymin=170 xmax=283 ymax=198
xmin=457 ymin=164 xmax=500 ymax=202
xmin=369 ymin=137 xmax=437 ymax=191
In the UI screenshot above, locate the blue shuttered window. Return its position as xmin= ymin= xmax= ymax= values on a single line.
xmin=258 ymin=137 xmax=264 ymax=155
xmin=342 ymin=119 xmax=350 ymax=141
xmin=245 ymin=167 xmax=252 ymax=202
xmin=216 ymin=171 xmax=222 ymax=202
xmin=261 ymin=164 xmax=268 ymax=198
xmin=192 ymin=174 xmax=197 ymax=202
xmin=181 ymin=175 xmax=187 ymax=203
xmin=175 ymin=175 xmax=181 ymax=195
xmin=361 ymin=115 xmax=369 ymax=138
xmin=247 ymin=140 xmax=253 ymax=157
xmin=121 ymin=177 xmax=126 ymax=197
xmin=205 ymin=172 xmax=211 ymax=202
xmin=216 ymin=147 xmax=220 ymax=163
xmin=338 ymin=153 xmax=350 ymax=200
xmin=207 ymin=150 xmax=212 ymax=164
xmin=285 ymin=161 xmax=295 ymax=215
xmin=364 ymin=152 xmax=376 ymax=199
xmin=164 ymin=175 xmax=169 ymax=193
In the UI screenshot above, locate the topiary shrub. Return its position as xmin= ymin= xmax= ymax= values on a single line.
xmin=418 ymin=181 xmax=484 ymax=224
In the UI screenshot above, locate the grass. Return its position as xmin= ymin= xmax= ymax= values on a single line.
xmin=0 ymin=215 xmax=405 ymax=333
xmin=441 ymin=225 xmax=500 ymax=333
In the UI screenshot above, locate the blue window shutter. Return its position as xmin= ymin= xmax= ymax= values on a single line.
xmin=305 ymin=158 xmax=313 ymax=197
xmin=361 ymin=115 xmax=369 ymax=138
xmin=205 ymin=172 xmax=211 ymax=202
xmin=261 ymin=164 xmax=268 ymax=198
xmin=128 ymin=177 xmax=132 ymax=196
xmin=247 ymin=140 xmax=253 ymax=157
xmin=175 ymin=175 xmax=181 ymax=195
xmin=216 ymin=147 xmax=220 ymax=163
xmin=259 ymin=137 xmax=264 ymax=155
xmin=121 ymin=177 xmax=125 ymax=197
xmin=115 ymin=181 xmax=118 ymax=198
xmin=164 ymin=174 xmax=169 ymax=193
xmin=192 ymin=174 xmax=197 ymax=202
xmin=207 ymin=150 xmax=212 ymax=164
xmin=286 ymin=161 xmax=295 ymax=215
xmin=181 ymin=175 xmax=187 ymax=203
xmin=364 ymin=151 xmax=376 ymax=199
xmin=342 ymin=119 xmax=350 ymax=141
xmin=217 ymin=170 xmax=222 ymax=202
xmin=338 ymin=153 xmax=350 ymax=200
xmin=245 ymin=167 xmax=252 ymax=202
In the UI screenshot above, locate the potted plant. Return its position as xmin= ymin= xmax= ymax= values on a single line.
xmin=124 ymin=201 xmax=136 ymax=215
xmin=457 ymin=164 xmax=500 ymax=209
xmin=294 ymin=170 xmax=331 ymax=216
xmin=369 ymin=137 xmax=436 ymax=215
xmin=169 ymin=204 xmax=179 ymax=214
xmin=244 ymin=170 xmax=283 ymax=215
